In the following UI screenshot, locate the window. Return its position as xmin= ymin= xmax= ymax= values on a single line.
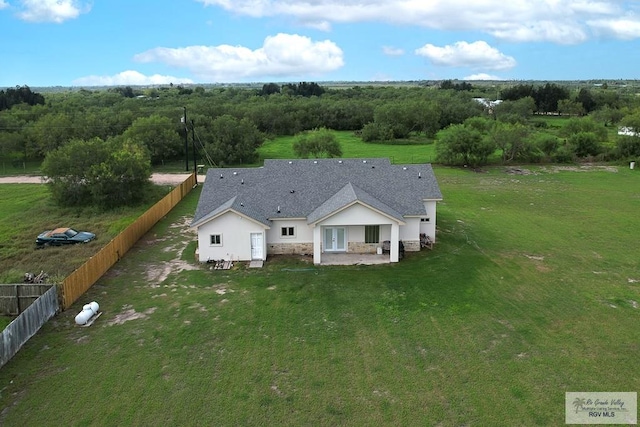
xmin=421 ymin=217 xmax=430 ymax=223
xmin=364 ymin=225 xmax=379 ymax=244
xmin=281 ymin=227 xmax=295 ymax=237
xmin=210 ymin=234 xmax=222 ymax=246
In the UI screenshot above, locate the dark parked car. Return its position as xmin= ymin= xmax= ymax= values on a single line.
xmin=36 ymin=227 xmax=96 ymax=246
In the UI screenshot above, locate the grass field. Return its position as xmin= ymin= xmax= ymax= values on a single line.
xmin=0 ymin=160 xmax=42 ymax=177
xmin=0 ymin=165 xmax=638 ymax=426
xmin=259 ymin=131 xmax=437 ymax=164
xmin=0 ymin=184 xmax=172 ymax=283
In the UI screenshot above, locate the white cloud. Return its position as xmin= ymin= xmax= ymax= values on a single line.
xmin=382 ymin=46 xmax=404 ymax=56
xmin=415 ymin=41 xmax=516 ymax=71
xmin=0 ymin=1 xmax=8 ymax=10
xmin=17 ymin=0 xmax=90 ymax=23
xmin=72 ymin=71 xmax=194 ymax=87
xmin=464 ymin=73 xmax=505 ymax=81
xmin=134 ymin=33 xmax=344 ymax=81
xmin=195 ymin=0 xmax=639 ymax=43
xmin=588 ymin=18 xmax=640 ymax=40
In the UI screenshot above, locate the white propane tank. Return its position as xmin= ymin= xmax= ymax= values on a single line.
xmin=75 ymin=309 xmax=93 ymax=325
xmin=89 ymin=301 xmax=99 ymax=314
xmin=75 ymin=301 xmax=100 ymax=325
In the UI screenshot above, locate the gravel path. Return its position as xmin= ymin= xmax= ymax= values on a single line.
xmin=0 ymin=173 xmax=206 ymax=185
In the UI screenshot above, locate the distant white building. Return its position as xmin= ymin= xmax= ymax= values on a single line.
xmin=618 ymin=127 xmax=639 ymax=137
xmin=473 ymin=98 xmax=503 ymax=114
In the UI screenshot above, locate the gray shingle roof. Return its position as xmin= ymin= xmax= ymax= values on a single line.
xmin=191 ymin=158 xmax=443 ymax=228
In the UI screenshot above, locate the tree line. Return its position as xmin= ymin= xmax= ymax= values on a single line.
xmin=2 ymin=80 xmax=640 ymax=207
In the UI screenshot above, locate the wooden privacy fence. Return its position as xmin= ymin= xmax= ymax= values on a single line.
xmin=0 ymin=283 xmax=53 ymax=315
xmin=60 ymin=173 xmax=197 ymax=310
xmin=0 ymin=285 xmax=58 ymax=367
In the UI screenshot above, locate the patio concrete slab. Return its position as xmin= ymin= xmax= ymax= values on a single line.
xmin=320 ymin=253 xmax=390 ymax=265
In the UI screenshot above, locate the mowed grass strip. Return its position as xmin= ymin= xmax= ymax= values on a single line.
xmin=0 ymin=167 xmax=639 ymax=426
xmin=259 ymin=131 xmax=436 ymax=164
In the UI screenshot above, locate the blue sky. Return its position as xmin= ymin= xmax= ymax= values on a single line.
xmin=1 ymin=0 xmax=640 ymax=87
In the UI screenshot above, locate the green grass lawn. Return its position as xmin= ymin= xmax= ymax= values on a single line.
xmin=0 ymin=160 xmax=42 ymax=177
xmin=0 ymin=166 xmax=638 ymax=426
xmin=259 ymin=131 xmax=437 ymax=164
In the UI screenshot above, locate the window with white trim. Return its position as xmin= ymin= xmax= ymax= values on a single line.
xmin=210 ymin=234 xmax=222 ymax=246
xmin=281 ymin=227 xmax=295 ymax=238
xmin=364 ymin=225 xmax=380 ymax=244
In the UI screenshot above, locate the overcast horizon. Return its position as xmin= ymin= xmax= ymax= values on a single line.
xmin=2 ymin=1 xmax=640 ymax=87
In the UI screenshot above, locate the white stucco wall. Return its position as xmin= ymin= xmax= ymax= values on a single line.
xmin=319 ymin=203 xmax=397 ymax=227
xmin=266 ymin=219 xmax=313 ymax=244
xmin=420 ymin=201 xmax=438 ymax=241
xmin=196 ymin=212 xmax=267 ymax=262
xmin=400 ymin=218 xmax=420 ymax=241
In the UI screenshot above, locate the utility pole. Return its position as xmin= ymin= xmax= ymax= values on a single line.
xmin=182 ymin=107 xmax=189 ymax=171
xmin=191 ymin=119 xmax=198 ymax=185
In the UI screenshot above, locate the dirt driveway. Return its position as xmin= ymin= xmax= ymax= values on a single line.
xmin=0 ymin=173 xmax=206 ymax=185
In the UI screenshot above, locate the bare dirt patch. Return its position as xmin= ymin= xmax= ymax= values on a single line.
xmin=0 ymin=173 xmax=206 ymax=185
xmin=106 ymin=307 xmax=157 ymax=326
xmin=145 ymin=260 xmax=199 ymax=284
xmin=143 ymin=215 xmax=201 ymax=285
xmin=539 ymin=165 xmax=618 ymax=173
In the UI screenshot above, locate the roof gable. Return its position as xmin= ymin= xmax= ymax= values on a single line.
xmin=307 ymin=182 xmax=405 ymax=224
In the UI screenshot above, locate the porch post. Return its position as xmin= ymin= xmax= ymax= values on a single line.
xmin=313 ymin=225 xmax=322 ymax=264
xmin=390 ymin=222 xmax=399 ymax=263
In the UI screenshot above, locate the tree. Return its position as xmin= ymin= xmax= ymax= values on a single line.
xmin=533 ymin=83 xmax=570 ymax=113
xmin=576 ymin=88 xmax=596 ymax=113
xmin=591 ymin=105 xmax=624 ymax=127
xmin=440 ymin=80 xmax=473 ymax=91
xmin=435 ymin=124 xmax=496 ymax=167
xmin=615 ymin=134 xmax=640 ymax=159
xmin=282 ymin=82 xmax=325 ymax=97
xmin=41 ymin=137 xmax=152 ymax=208
xmin=293 ymin=128 xmax=342 ymax=158
xmin=501 ymin=84 xmax=535 ymax=101
xmin=568 ymin=132 xmax=601 ymax=158
xmin=206 ymin=115 xmax=264 ymax=165
xmin=558 ymin=99 xmax=584 ymax=116
xmin=88 ymin=139 xmax=152 ymax=208
xmin=561 ymin=117 xmax=608 ymax=141
xmin=0 ymin=85 xmax=45 ymax=111
xmin=259 ymin=83 xmax=281 ymax=96
xmin=373 ymin=103 xmax=416 ymax=139
xmin=27 ymin=112 xmax=76 ymax=157
xmin=360 ymin=122 xmax=394 ymax=142
xmin=489 ymin=122 xmax=533 ymax=162
xmin=436 ymin=92 xmax=484 ymax=128
xmin=122 ymin=115 xmax=182 ymax=165
xmin=494 ymin=97 xmax=536 ymax=123
xmin=532 ymin=133 xmax=560 ymax=158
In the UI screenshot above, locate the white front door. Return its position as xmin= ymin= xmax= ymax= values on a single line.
xmin=250 ymin=233 xmax=263 ymax=260
xmin=323 ymin=227 xmax=346 ymax=252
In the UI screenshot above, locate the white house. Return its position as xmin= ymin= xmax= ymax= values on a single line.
xmin=190 ymin=158 xmax=443 ymax=265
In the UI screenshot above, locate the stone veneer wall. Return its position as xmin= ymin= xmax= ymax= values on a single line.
xmin=403 ymin=240 xmax=420 ymax=252
xmin=267 ymin=242 xmax=313 ymax=255
xmin=347 ymin=242 xmax=379 ymax=254
xmin=267 ymin=241 xmax=421 ymax=256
